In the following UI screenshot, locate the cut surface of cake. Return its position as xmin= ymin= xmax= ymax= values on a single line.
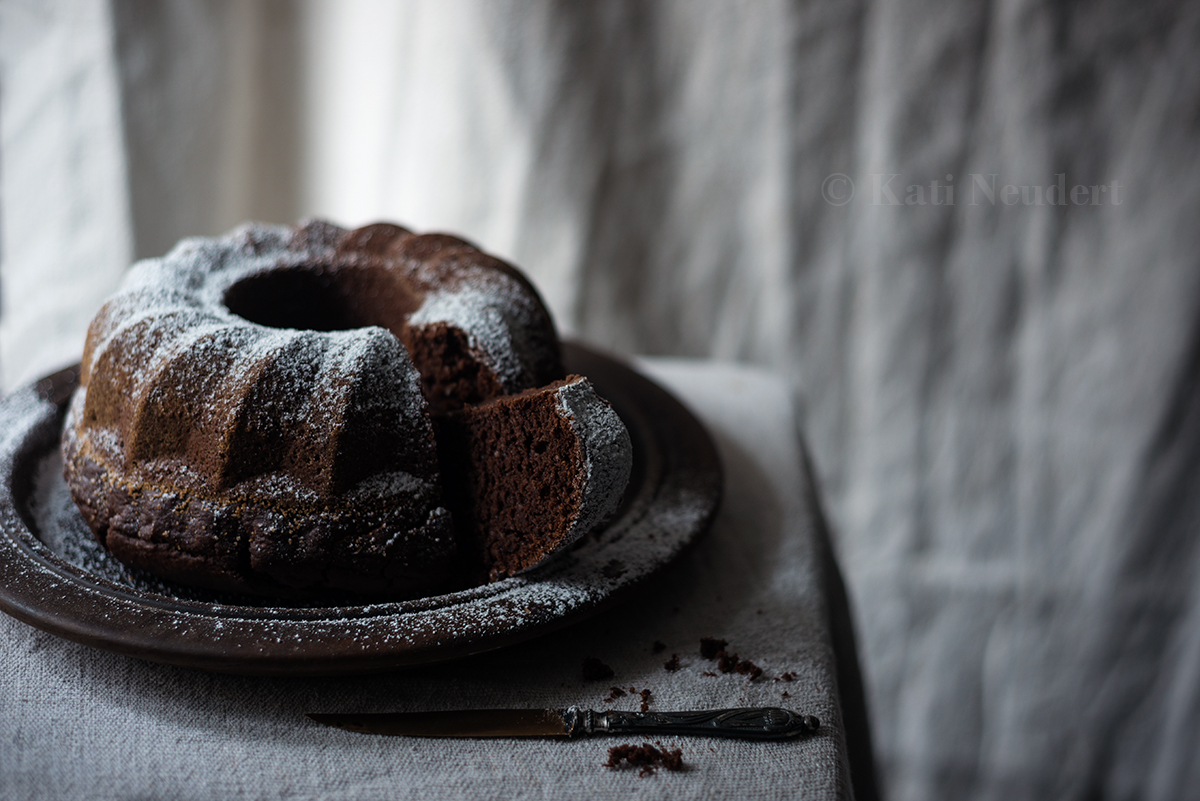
xmin=61 ymin=220 xmax=632 ymax=598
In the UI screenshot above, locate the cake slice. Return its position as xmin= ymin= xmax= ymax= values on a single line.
xmin=437 ymin=375 xmax=632 ymax=580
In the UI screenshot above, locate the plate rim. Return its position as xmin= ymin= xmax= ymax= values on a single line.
xmin=0 ymin=342 xmax=721 ymax=675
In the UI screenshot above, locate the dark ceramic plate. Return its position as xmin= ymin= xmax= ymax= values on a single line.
xmin=0 ymin=343 xmax=721 ymax=675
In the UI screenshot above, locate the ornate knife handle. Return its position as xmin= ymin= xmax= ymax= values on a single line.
xmin=562 ymin=707 xmax=819 ymax=740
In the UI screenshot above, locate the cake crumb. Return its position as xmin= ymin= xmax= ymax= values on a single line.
xmin=582 ymin=657 xmax=615 ymax=681
xmin=703 ymin=638 xmax=764 ymax=681
xmin=777 ymin=671 xmax=797 ymax=682
xmin=733 ymin=658 xmax=763 ymax=680
xmin=604 ymin=743 xmax=685 ymax=777
xmin=604 ymin=686 xmax=627 ymax=703
xmin=702 ymin=671 xmax=717 ymax=677
xmin=663 ymin=654 xmax=681 ymax=672
xmin=639 ymin=689 xmax=653 ymax=712
xmin=717 ymin=650 xmax=740 ymax=673
xmin=781 ymin=691 xmax=791 ymax=699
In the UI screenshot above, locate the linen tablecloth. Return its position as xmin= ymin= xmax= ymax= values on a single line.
xmin=0 ymin=357 xmax=871 ymax=800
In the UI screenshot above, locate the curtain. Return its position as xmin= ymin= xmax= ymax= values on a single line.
xmin=3 ymin=1 xmax=1200 ymax=798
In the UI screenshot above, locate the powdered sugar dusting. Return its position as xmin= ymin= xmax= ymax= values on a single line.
xmin=555 ymin=377 xmax=634 ymax=544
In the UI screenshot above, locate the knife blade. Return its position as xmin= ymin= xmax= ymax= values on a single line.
xmin=306 ymin=706 xmax=820 ymax=740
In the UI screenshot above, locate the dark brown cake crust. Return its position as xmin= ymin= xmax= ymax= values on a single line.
xmin=62 ymin=220 xmax=635 ymax=600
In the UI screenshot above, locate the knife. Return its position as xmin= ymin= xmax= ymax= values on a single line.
xmin=307 ymin=706 xmax=820 ymax=741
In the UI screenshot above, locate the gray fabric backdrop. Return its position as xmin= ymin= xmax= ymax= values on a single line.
xmin=3 ymin=1 xmax=1200 ymax=799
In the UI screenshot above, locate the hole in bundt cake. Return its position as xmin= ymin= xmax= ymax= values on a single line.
xmin=223 ymin=266 xmax=419 ymax=335
xmin=224 ymin=268 xmax=360 ymax=332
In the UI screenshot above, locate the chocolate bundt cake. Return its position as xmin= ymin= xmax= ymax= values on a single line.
xmin=61 ymin=220 xmax=632 ymax=598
